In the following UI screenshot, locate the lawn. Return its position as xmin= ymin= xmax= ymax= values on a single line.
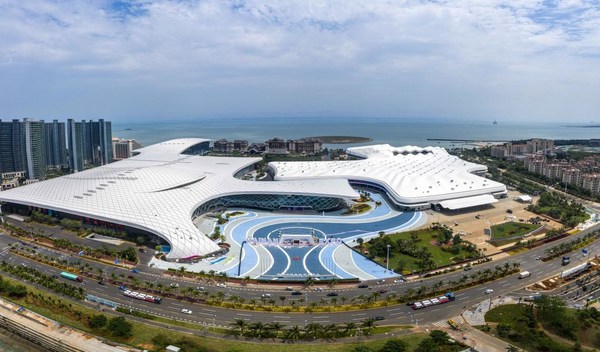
xmin=366 ymin=228 xmax=479 ymax=274
xmin=490 ymin=221 xmax=540 ymax=240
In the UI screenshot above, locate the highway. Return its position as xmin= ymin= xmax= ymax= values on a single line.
xmin=0 ymin=222 xmax=599 ymax=329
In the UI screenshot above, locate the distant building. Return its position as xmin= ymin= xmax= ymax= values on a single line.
xmin=582 ymin=174 xmax=600 ymax=194
xmin=213 ymin=139 xmax=248 ymax=153
xmin=527 ymin=138 xmax=554 ymax=154
xmin=266 ymin=138 xmax=288 ymax=154
xmin=562 ymin=168 xmax=581 ymax=187
xmin=490 ymin=138 xmax=554 ymax=158
xmin=0 ymin=119 xmax=47 ymax=180
xmin=287 ymin=138 xmax=322 ymax=154
xmin=112 ymin=138 xmax=142 ymax=160
xmin=68 ymin=119 xmax=112 ymax=172
xmin=528 ymin=160 xmax=544 ymax=174
xmin=44 ymin=119 xmax=67 ymax=169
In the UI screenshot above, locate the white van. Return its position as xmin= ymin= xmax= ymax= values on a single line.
xmin=518 ymin=271 xmax=531 ymax=279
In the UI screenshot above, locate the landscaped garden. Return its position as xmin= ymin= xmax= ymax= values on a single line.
xmin=482 ymin=296 xmax=600 ymax=352
xmin=361 ymin=225 xmax=481 ymax=274
xmin=490 ymin=221 xmax=540 ymax=240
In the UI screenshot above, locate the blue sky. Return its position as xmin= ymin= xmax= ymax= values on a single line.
xmin=0 ymin=0 xmax=599 ymax=122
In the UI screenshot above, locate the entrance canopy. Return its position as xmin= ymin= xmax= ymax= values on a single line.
xmin=437 ymin=194 xmax=498 ymax=210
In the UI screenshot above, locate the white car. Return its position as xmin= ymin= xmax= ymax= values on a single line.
xmin=216 ymin=283 xmax=227 ymax=288
xmin=261 ymin=293 xmax=272 ymax=298
xmin=181 ymin=309 xmax=192 ymax=314
xmin=484 ymin=289 xmax=494 ymax=294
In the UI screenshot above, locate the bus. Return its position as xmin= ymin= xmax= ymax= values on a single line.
xmin=60 ymin=272 xmax=83 ymax=282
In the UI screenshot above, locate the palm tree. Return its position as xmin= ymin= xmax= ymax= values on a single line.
xmin=284 ymin=325 xmax=302 ymax=341
xmin=249 ymin=321 xmax=266 ymax=338
xmin=304 ymin=276 xmax=316 ymax=288
xmin=305 ymin=323 xmax=322 ymax=339
xmin=268 ymin=322 xmax=285 ymax=337
xmin=178 ymin=266 xmax=186 ymax=276
xmin=506 ymin=345 xmax=520 ymax=352
xmin=230 ymin=318 xmax=248 ymax=336
xmin=279 ymin=295 xmax=286 ymax=306
xmin=361 ymin=318 xmax=376 ymax=335
xmin=344 ymin=322 xmax=357 ymax=335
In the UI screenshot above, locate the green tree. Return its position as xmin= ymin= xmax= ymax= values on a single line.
xmin=107 ymin=316 xmax=133 ymax=338
xmin=89 ymin=314 xmax=108 ymax=329
xmin=378 ymin=339 xmax=407 ymax=352
xmin=506 ymin=345 xmax=520 ymax=352
xmin=415 ymin=338 xmax=438 ymax=352
xmin=430 ymin=330 xmax=450 ymax=345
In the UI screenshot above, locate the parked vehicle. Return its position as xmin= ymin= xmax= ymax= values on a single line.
xmin=60 ymin=271 xmax=83 ymax=283
xmin=412 ymin=292 xmax=456 ymax=310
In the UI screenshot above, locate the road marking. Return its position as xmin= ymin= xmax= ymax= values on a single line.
xmin=390 ymin=312 xmax=404 ymax=316
xmin=171 ymin=303 xmax=185 ymax=307
xmin=202 ymin=309 xmax=216 ymax=312
xmin=236 ymin=313 xmax=252 ymax=316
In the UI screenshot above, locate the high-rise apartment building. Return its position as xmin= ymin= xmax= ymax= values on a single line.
xmin=0 ymin=119 xmax=27 ymax=176
xmin=0 ymin=119 xmax=47 ymax=180
xmin=44 ymin=119 xmax=67 ymax=169
xmin=67 ymin=119 xmax=112 ymax=173
xmin=23 ymin=119 xmax=47 ymax=180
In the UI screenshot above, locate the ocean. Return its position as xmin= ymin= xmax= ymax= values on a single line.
xmin=112 ymin=117 xmax=599 ymax=149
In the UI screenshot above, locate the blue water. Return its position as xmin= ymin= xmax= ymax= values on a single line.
xmin=112 ymin=117 xmax=599 ymax=149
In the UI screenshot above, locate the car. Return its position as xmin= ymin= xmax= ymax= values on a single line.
xmin=464 ymin=266 xmax=472 ymax=271
xmin=131 ymin=268 xmax=139 ymax=273
xmin=327 ymin=292 xmax=339 ymax=297
xmin=314 ymin=287 xmax=323 ymax=292
xmin=484 ymin=289 xmax=494 ymax=294
xmin=119 ymin=285 xmax=127 ymax=291
xmin=374 ymin=316 xmax=385 ymax=321
xmin=196 ymin=287 xmax=205 ymax=291
xmin=376 ymin=279 xmax=385 ymax=285
xmin=170 ymin=283 xmax=179 ymax=288
xmin=261 ymin=293 xmax=272 ymax=298
xmin=98 ymin=281 xmax=105 ymax=285
xmin=127 ymin=275 xmax=135 ymax=279
xmin=378 ymin=289 xmax=388 ymax=294
xmin=406 ymin=301 xmax=415 ymax=306
xmin=216 ymin=283 xmax=227 ymax=288
xmin=358 ymin=284 xmax=369 ymax=288
xmin=535 ymin=256 xmax=542 ymax=260
xmin=291 ymin=291 xmax=302 ymax=296
xmin=285 ymin=287 xmax=294 ymax=291
xmin=181 ymin=309 xmax=192 ymax=314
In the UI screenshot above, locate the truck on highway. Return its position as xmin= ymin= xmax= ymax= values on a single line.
xmin=123 ymin=290 xmax=162 ymax=304
xmin=518 ymin=271 xmax=531 ymax=279
xmin=412 ymin=292 xmax=455 ymax=310
xmin=60 ymin=271 xmax=83 ymax=282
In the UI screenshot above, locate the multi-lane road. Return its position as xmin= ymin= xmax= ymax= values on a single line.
xmin=0 ymin=222 xmax=599 ymax=329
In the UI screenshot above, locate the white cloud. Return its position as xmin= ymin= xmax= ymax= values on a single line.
xmin=0 ymin=0 xmax=599 ymax=121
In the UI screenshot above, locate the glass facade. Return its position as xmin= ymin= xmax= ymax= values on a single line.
xmin=193 ymin=193 xmax=346 ymax=217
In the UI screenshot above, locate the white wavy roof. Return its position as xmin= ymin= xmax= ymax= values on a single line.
xmin=269 ymin=144 xmax=506 ymax=207
xmin=0 ymin=138 xmax=357 ymax=259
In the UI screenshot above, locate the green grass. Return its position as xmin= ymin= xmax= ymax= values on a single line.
xmin=367 ymin=229 xmax=478 ymax=274
xmin=490 ymin=221 xmax=540 ymax=240
xmin=484 ymin=304 xmax=531 ymax=325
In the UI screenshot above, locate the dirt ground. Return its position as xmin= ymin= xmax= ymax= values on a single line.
xmin=417 ymin=191 xmax=563 ymax=257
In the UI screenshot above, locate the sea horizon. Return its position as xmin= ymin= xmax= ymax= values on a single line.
xmin=112 ymin=117 xmax=600 ymax=149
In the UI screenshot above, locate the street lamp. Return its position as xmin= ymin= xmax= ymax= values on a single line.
xmin=386 ymin=244 xmax=391 ymax=271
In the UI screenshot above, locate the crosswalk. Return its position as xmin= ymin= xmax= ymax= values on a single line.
xmin=430 ymin=315 xmax=465 ymax=329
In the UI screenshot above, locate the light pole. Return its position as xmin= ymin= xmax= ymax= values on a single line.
xmin=213 ymin=314 xmax=216 ymax=326
xmin=386 ymin=244 xmax=391 ymax=271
